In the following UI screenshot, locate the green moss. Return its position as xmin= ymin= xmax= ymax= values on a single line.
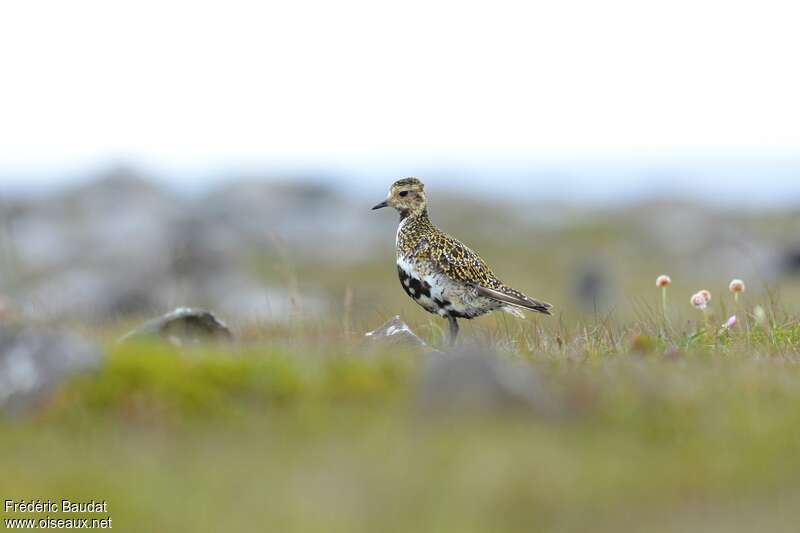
xmin=6 ymin=318 xmax=800 ymax=532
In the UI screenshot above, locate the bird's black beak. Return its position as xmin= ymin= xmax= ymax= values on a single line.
xmin=371 ymin=200 xmax=389 ymax=210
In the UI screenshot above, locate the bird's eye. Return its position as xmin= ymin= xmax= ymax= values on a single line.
xmin=399 ymin=191 xmax=409 ymax=197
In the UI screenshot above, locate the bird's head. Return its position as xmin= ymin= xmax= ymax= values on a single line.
xmin=372 ymin=177 xmax=427 ymax=217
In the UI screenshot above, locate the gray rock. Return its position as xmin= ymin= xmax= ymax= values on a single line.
xmin=3 ymin=174 xmax=337 ymax=324
xmin=118 ymin=307 xmax=234 ymax=346
xmin=0 ymin=326 xmax=102 ymax=414
xmin=16 ymin=267 xmax=175 ymax=322
xmin=365 ymin=316 xmax=430 ymax=350
xmin=203 ymin=273 xmax=329 ymax=323
xmin=417 ymin=349 xmax=563 ymax=416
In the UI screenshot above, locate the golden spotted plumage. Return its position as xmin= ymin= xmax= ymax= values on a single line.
xmin=373 ymin=177 xmax=552 ymax=345
xmin=397 ymin=210 xmax=500 ymax=288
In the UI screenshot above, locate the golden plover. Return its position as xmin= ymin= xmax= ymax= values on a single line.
xmin=372 ymin=177 xmax=552 ymax=345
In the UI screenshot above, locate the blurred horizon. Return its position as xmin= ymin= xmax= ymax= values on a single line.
xmin=2 ymin=154 xmax=799 ymax=208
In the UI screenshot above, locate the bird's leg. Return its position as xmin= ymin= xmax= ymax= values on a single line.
xmin=447 ymin=315 xmax=459 ymax=347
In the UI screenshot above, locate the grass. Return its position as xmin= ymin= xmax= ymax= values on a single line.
xmin=4 ymin=301 xmax=800 ymax=532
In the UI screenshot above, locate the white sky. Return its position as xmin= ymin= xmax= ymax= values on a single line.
xmin=1 ymin=0 xmax=799 ymax=190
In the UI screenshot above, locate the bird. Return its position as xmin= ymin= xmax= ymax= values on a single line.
xmin=372 ymin=177 xmax=552 ymax=346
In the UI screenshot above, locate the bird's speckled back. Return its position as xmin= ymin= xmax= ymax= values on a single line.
xmin=396 ymin=209 xmax=504 ymax=290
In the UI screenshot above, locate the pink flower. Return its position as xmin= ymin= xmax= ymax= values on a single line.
xmin=723 ymin=315 xmax=737 ymax=329
xmin=729 ymin=279 xmax=746 ymax=294
xmin=691 ymin=291 xmax=709 ymax=310
xmin=656 ymin=275 xmax=672 ymax=288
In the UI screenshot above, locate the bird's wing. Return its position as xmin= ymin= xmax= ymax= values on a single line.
xmin=427 ymin=231 xmax=553 ymax=316
xmin=474 ymin=285 xmax=553 ymax=315
xmin=426 ymin=231 xmax=499 ymax=286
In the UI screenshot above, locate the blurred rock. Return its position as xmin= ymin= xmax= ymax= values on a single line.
xmin=203 ymin=180 xmax=378 ymax=262
xmin=8 ymin=170 xmax=177 ymax=273
xmin=6 ymin=171 xmax=179 ymax=322
xmin=417 ymin=349 xmax=563 ymax=416
xmin=118 ymin=307 xmax=234 ymax=346
xmin=17 ymin=268 xmax=175 ymax=321
xmin=365 ymin=316 xmax=430 ymax=350
xmin=0 ymin=326 xmax=101 ymax=414
xmin=3 ymin=173 xmax=338 ymax=324
xmin=203 ymin=273 xmax=329 ymax=323
xmin=782 ymin=245 xmax=800 ymax=276
xmin=573 ymin=264 xmax=611 ymax=312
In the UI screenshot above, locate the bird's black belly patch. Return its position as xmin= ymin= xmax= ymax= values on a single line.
xmin=433 ymin=296 xmax=451 ymax=308
xmin=398 ymin=266 xmax=432 ymax=300
xmin=432 ymin=296 xmax=478 ymax=319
